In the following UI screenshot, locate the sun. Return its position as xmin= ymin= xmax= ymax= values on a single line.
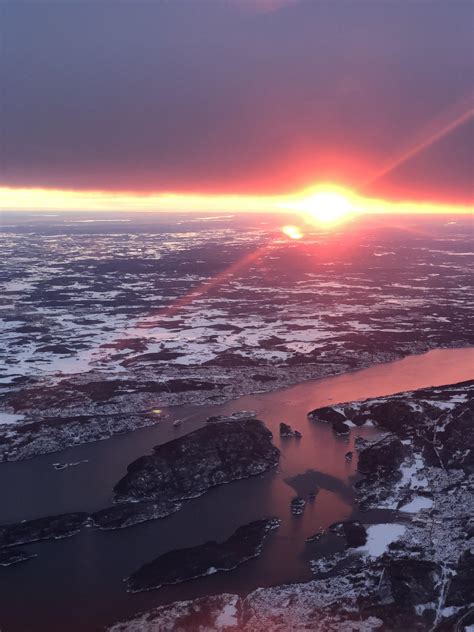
xmin=296 ymin=189 xmax=355 ymax=226
xmin=280 ymin=185 xmax=357 ymax=226
xmin=304 ymin=191 xmax=352 ymax=225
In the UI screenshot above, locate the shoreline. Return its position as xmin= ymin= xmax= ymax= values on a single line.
xmin=106 ymin=379 xmax=474 ymax=632
xmin=1 ymin=342 xmax=473 ymax=462
xmin=0 ymin=356 xmax=472 ymax=631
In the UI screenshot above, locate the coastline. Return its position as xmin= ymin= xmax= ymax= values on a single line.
xmin=1 ymin=342 xmax=473 ymax=462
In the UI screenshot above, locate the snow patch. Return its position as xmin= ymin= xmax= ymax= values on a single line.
xmin=0 ymin=412 xmax=25 ymax=425
xmin=399 ymin=496 xmax=433 ymax=513
xmin=206 ymin=566 xmax=218 ymax=575
xmin=358 ymin=524 xmax=406 ymax=558
xmin=214 ymin=597 xmax=239 ymax=628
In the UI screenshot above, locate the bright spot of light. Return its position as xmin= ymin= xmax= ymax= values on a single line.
xmin=279 ymin=185 xmax=358 ymax=227
xmin=282 ymin=225 xmax=304 ymax=239
xmin=151 ymin=409 xmax=162 ymax=414
xmin=305 ymin=191 xmax=352 ymax=225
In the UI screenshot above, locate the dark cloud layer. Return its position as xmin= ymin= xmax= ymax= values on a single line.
xmin=1 ymin=1 xmax=473 ymax=202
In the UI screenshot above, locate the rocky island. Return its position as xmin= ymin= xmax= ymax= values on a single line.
xmin=127 ymin=518 xmax=281 ymax=593
xmin=114 ymin=419 xmax=279 ymax=504
xmin=0 ymin=512 xmax=89 ymax=549
xmin=0 ymin=548 xmax=37 ymax=567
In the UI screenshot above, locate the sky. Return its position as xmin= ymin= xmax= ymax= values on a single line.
xmin=1 ymin=0 xmax=473 ymax=211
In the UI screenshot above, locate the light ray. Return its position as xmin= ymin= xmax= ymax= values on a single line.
xmin=137 ymin=241 xmax=275 ymax=327
xmin=362 ymin=97 xmax=474 ymax=189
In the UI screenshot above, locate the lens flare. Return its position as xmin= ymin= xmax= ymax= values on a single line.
xmin=282 ymin=225 xmax=303 ymax=239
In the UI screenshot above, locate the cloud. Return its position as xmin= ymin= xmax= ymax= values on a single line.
xmin=231 ymin=0 xmax=298 ymax=14
xmin=1 ymin=1 xmax=473 ymax=203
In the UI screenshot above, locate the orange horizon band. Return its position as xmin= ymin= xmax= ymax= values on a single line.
xmin=0 ymin=185 xmax=472 ymax=215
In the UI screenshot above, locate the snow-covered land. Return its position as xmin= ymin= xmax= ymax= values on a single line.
xmin=1 ymin=216 xmax=473 ymax=460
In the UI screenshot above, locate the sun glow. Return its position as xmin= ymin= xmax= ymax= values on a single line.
xmin=0 ymin=185 xmax=471 ymax=218
xmin=279 ymin=183 xmax=473 ymax=228
xmin=277 ymin=185 xmax=360 ymax=227
xmin=289 ymin=188 xmax=354 ymax=225
xmin=306 ymin=192 xmax=352 ymax=224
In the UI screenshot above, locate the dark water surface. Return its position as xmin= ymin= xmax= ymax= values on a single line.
xmin=0 ymin=347 xmax=473 ymax=631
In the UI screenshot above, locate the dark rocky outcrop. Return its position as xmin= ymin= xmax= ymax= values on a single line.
xmin=280 ymin=421 xmax=293 ymax=437
xmin=126 ymin=518 xmax=280 ymax=593
xmin=363 ymin=400 xmax=421 ymax=436
xmin=357 ymin=435 xmax=406 ymax=477
xmin=0 ymin=512 xmax=88 ymax=548
xmin=445 ymin=550 xmax=474 ymax=607
xmin=308 ymin=405 xmax=350 ymax=435
xmin=355 ymin=435 xmax=407 ymax=508
xmin=437 ymin=405 xmax=474 ymax=470
xmin=332 ymin=382 xmax=474 ymax=461
xmin=279 ymin=422 xmax=294 ymax=437
xmin=332 ymin=420 xmax=350 ymax=436
xmin=0 ymin=548 xmax=37 ymax=567
xmin=343 ymin=521 xmax=367 ymax=547
xmin=91 ymin=501 xmax=184 ymax=530
xmin=308 ymin=406 xmax=346 ymax=424
xmin=114 ymin=420 xmax=279 ymax=506
xmin=206 ymin=411 xmax=257 ymax=424
xmin=290 ymin=497 xmax=306 ymax=516
xmin=328 ymin=521 xmax=367 ymax=548
xmin=206 ymin=415 xmax=224 ymax=423
xmin=385 ymin=558 xmax=440 ymax=607
xmin=345 ymin=411 xmax=371 ymax=427
xmin=463 ymin=516 xmax=474 ymax=540
xmin=279 ymin=422 xmax=301 ymax=438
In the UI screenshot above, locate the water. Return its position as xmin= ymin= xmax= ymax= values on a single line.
xmin=0 ymin=347 xmax=473 ymax=631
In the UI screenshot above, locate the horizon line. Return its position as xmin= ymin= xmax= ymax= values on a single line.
xmin=0 ymin=185 xmax=473 ymax=215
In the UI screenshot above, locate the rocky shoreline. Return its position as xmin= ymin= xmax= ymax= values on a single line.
xmin=0 ymin=341 xmax=465 ymax=462
xmin=108 ymin=380 xmax=474 ymax=631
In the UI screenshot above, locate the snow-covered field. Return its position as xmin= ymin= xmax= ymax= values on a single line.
xmin=1 ymin=215 xmax=472 ymax=384
xmin=0 ymin=214 xmax=473 ymax=458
